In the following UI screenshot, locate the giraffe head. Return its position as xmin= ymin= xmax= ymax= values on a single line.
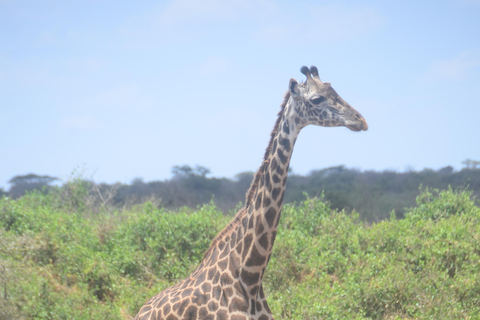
xmin=288 ymin=65 xmax=368 ymax=132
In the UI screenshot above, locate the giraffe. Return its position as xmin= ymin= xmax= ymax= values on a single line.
xmin=134 ymin=66 xmax=368 ymax=320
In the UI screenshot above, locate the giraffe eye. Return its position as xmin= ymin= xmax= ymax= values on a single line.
xmin=311 ymin=96 xmax=326 ymax=104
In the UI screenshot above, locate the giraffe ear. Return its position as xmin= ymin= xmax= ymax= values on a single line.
xmin=289 ymin=78 xmax=300 ymax=96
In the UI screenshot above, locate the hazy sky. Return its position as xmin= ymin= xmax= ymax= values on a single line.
xmin=1 ymin=0 xmax=480 ymax=190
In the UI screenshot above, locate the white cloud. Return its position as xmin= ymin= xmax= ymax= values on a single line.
xmin=419 ymin=50 xmax=480 ymax=84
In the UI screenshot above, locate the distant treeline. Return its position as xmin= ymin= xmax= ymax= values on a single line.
xmin=3 ymin=164 xmax=480 ymax=221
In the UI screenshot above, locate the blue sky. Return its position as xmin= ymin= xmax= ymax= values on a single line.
xmin=1 ymin=0 xmax=480 ymax=190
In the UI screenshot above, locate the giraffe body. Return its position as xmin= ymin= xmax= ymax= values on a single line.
xmin=135 ymin=66 xmax=368 ymax=320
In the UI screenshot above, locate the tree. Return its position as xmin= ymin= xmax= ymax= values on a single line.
xmin=171 ymin=165 xmax=211 ymax=179
xmin=462 ymin=159 xmax=480 ymax=169
xmin=8 ymin=174 xmax=58 ymax=198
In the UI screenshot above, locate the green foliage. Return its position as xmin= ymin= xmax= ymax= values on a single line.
xmin=8 ymin=165 xmax=480 ymax=222
xmin=1 ymin=187 xmax=479 ymax=319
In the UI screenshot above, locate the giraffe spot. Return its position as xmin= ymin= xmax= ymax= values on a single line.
xmin=277 ymin=148 xmax=287 ymax=165
xmin=282 ymin=120 xmax=290 ymax=134
xmin=270 ymin=158 xmax=277 ymax=170
xmin=272 ymin=138 xmax=277 ymax=154
xmin=250 ymin=298 xmax=256 ymax=315
xmin=246 ymin=244 xmax=267 ymax=267
xmin=163 ymin=303 xmax=171 ymax=315
xmin=225 ymin=287 xmax=234 ymax=298
xmin=265 ymin=171 xmax=272 ymax=191
xmin=258 ymin=233 xmax=269 ymax=250
xmin=280 ymin=137 xmax=291 ymax=152
xmin=248 ymin=215 xmax=254 ymax=229
xmin=255 ymin=192 xmax=262 ymax=210
xmin=218 ymin=241 xmax=225 ymax=251
xmin=220 ymin=289 xmax=228 ymax=307
xmin=231 ymin=315 xmax=247 ymax=320
xmin=140 ymin=305 xmax=152 ymax=312
xmin=271 ymin=231 xmax=277 ymax=244
xmin=184 ymin=305 xmax=197 ymax=319
xmin=213 ymin=272 xmax=220 ymax=285
xmin=256 ymin=301 xmax=263 ymax=312
xmin=194 ymin=269 xmax=207 ymax=287
xmin=276 ymin=166 xmax=284 ymax=175
xmin=265 ymin=207 xmax=277 ymax=228
xmin=138 ymin=312 xmax=151 ymax=320
xmin=177 ymin=299 xmax=189 ymax=317
xmin=208 ymin=300 xmax=218 ymax=312
xmin=275 ymin=211 xmax=282 ymax=227
xmin=236 ymin=227 xmax=243 ymax=242
xmin=241 ymin=269 xmax=260 ymax=286
xmin=192 ymin=288 xmax=208 ymax=306
xmin=263 ymin=195 xmax=271 ymax=207
xmin=220 ymin=273 xmax=233 ymax=285
xmin=208 ymin=247 xmax=219 ymax=264
xmin=212 ymin=285 xmax=221 ymax=300
xmin=181 ymin=288 xmax=193 ymax=298
xmin=255 ymin=215 xmax=264 ymax=235
xmin=242 ymin=217 xmax=248 ymax=231
xmin=166 ymin=314 xmax=179 ymax=320
xmin=218 ymin=258 xmax=228 ymax=272
xmin=207 ymin=267 xmax=216 ymax=281
xmin=230 ymin=232 xmax=237 ymax=249
xmin=234 ymin=281 xmax=249 ymax=300
xmin=198 ymin=306 xmax=210 ymax=318
xmin=201 ymin=282 xmax=212 ymax=294
xmin=158 ymin=295 xmax=169 ymax=307
xmin=249 ymin=285 xmax=259 ymax=297
xmin=259 ymin=315 xmax=269 ymax=320
xmin=272 ymin=174 xmax=280 ymax=184
xmin=216 ymin=309 xmax=228 ymax=320
xmin=282 ymin=176 xmax=287 ymax=186
xmin=242 ymin=233 xmax=253 ymax=261
xmin=259 ymin=286 xmax=266 ymax=299
xmin=229 ymin=254 xmax=240 ymax=278
xmin=219 ymin=244 xmax=230 ymax=259
xmin=262 ymin=301 xmax=270 ymax=313
xmin=235 ymin=241 xmax=243 ymax=255
xmin=295 ymin=117 xmax=300 ymax=124
xmin=180 ymin=279 xmax=191 ymax=290
xmin=272 ymin=187 xmax=281 ymax=201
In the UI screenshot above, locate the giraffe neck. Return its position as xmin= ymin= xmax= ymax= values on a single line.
xmin=238 ymin=92 xmax=300 ymax=292
xmin=197 ymin=92 xmax=301 ymax=302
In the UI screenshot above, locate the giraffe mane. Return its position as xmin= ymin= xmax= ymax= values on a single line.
xmin=201 ymin=90 xmax=291 ymax=261
xmin=245 ymin=90 xmax=291 ymax=208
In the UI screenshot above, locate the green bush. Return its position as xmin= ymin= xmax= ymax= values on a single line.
xmin=0 ymin=187 xmax=479 ymax=319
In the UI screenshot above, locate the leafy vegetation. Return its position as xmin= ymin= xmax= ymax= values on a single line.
xmin=5 ymin=165 xmax=480 ymax=222
xmin=1 ymin=183 xmax=480 ymax=319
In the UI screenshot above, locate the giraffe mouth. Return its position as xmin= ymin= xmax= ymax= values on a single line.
xmin=346 ymin=121 xmax=368 ymax=132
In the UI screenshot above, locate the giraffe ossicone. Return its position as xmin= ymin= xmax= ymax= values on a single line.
xmin=135 ymin=66 xmax=368 ymax=320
